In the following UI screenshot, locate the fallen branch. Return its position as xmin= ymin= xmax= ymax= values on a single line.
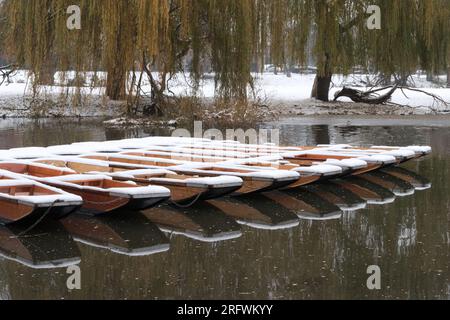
xmin=334 ymin=84 xmax=398 ymax=104
xmin=334 ymin=84 xmax=449 ymax=112
xmin=0 ymin=63 xmax=18 ymax=86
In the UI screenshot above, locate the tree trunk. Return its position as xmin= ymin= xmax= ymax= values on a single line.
xmin=447 ymin=68 xmax=450 ymax=88
xmin=311 ymin=74 xmax=332 ymax=101
xmin=106 ymin=65 xmax=126 ymax=101
xmin=36 ymin=60 xmax=56 ymax=85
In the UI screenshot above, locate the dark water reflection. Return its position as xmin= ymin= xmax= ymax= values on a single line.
xmin=0 ymin=116 xmax=448 ymax=300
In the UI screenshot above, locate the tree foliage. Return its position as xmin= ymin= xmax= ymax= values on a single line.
xmin=0 ymin=0 xmax=449 ymax=101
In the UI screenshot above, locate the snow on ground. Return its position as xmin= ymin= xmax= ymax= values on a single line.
xmin=1 ymin=70 xmax=449 ymax=117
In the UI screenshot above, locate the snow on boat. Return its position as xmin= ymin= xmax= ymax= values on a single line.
xmin=77 ymin=153 xmax=301 ymax=194
xmin=138 ymin=143 xmax=389 ymax=176
xmin=83 ymin=152 xmax=333 ymax=190
xmin=0 ymin=160 xmax=77 ymax=177
xmin=120 ymin=150 xmax=341 ymax=187
xmin=34 ymin=158 xmax=243 ymax=206
xmin=0 ymin=170 xmax=83 ymax=225
xmin=108 ymin=169 xmax=243 ymax=206
xmin=169 ymin=163 xmax=301 ymax=195
xmin=38 ymin=174 xmax=171 ymax=214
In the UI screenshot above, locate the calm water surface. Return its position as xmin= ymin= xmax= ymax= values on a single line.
xmin=0 ymin=116 xmax=448 ymax=300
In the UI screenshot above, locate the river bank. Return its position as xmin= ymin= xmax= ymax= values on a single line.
xmin=1 ymin=72 xmax=449 ymax=121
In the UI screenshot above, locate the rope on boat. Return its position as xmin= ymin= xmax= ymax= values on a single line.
xmin=10 ymin=200 xmax=58 ymax=239
xmin=169 ymin=192 xmax=204 ymax=208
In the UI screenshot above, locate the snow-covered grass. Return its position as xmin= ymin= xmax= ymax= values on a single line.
xmin=1 ymin=70 xmax=449 ymax=117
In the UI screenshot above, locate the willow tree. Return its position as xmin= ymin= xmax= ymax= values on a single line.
xmin=1 ymin=0 xmax=171 ymax=99
xmin=1 ymin=0 xmax=449 ymax=104
xmin=264 ymin=0 xmax=450 ymax=101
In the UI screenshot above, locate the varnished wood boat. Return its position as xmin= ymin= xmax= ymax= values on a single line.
xmin=34 ymin=158 xmax=243 ymax=205
xmin=139 ymin=144 xmax=391 ymax=176
xmin=108 ymin=169 xmax=243 ymax=206
xmin=82 ymin=153 xmax=333 ymax=190
xmin=118 ymin=150 xmax=337 ymax=188
xmin=39 ymin=174 xmax=171 ymax=214
xmin=0 ymin=160 xmax=171 ymax=213
xmin=77 ymin=154 xmax=301 ymax=195
xmin=0 ymin=169 xmax=83 ymax=225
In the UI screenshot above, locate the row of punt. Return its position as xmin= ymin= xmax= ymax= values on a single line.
xmin=0 ymin=165 xmax=431 ymax=269
xmin=0 ymin=137 xmax=431 ymax=225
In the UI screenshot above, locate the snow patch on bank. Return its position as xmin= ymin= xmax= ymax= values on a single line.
xmin=1 ymin=71 xmax=449 ymax=117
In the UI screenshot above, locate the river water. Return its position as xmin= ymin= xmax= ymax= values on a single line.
xmin=0 ymin=116 xmax=448 ymax=300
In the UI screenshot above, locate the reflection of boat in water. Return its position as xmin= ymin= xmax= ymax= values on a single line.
xmin=61 ymin=211 xmax=170 ymax=256
xmin=359 ymin=170 xmax=415 ymax=196
xmin=0 ymin=220 xmax=81 ymax=269
xmin=302 ymin=183 xmax=367 ymax=211
xmin=264 ymin=190 xmax=342 ymax=221
xmin=208 ymin=196 xmax=299 ymax=230
xmin=142 ymin=203 xmax=242 ymax=242
xmin=381 ymin=167 xmax=432 ymax=191
xmin=333 ymin=177 xmax=396 ymax=205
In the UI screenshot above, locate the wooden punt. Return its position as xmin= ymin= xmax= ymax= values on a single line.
xmin=169 ymin=140 xmax=430 ymax=161
xmin=78 ymin=154 xmax=301 ymax=195
xmin=61 ymin=212 xmax=170 ymax=256
xmin=141 ymin=144 xmax=386 ymax=176
xmin=0 ymin=169 xmax=83 ymax=225
xmin=0 ymin=220 xmax=81 ymax=269
xmin=108 ymin=169 xmax=243 ymax=206
xmin=39 ymin=174 xmax=171 ymax=214
xmin=120 ymin=150 xmax=327 ymax=189
xmin=34 ymin=158 xmax=243 ymax=206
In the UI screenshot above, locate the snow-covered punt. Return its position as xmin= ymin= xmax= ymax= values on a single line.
xmin=109 ymin=169 xmax=243 ymax=206
xmin=0 ymin=170 xmax=83 ymax=225
xmin=33 ymin=158 xmax=243 ymax=206
xmin=136 ymin=143 xmax=385 ymax=176
xmin=39 ymin=174 xmax=171 ymax=214
xmin=0 ymin=160 xmax=77 ymax=177
xmin=121 ymin=149 xmax=345 ymax=184
xmin=170 ymin=163 xmax=301 ymax=194
xmin=78 ymin=153 xmax=301 ymax=194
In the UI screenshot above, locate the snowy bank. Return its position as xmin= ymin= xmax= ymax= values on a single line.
xmin=1 ymin=70 xmax=449 ymax=118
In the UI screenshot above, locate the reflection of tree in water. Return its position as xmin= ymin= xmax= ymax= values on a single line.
xmin=0 ymin=261 xmax=11 ymax=300
xmin=311 ymin=125 xmax=330 ymax=145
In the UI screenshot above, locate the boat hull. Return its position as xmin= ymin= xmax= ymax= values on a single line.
xmin=0 ymin=203 xmax=81 ymax=226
